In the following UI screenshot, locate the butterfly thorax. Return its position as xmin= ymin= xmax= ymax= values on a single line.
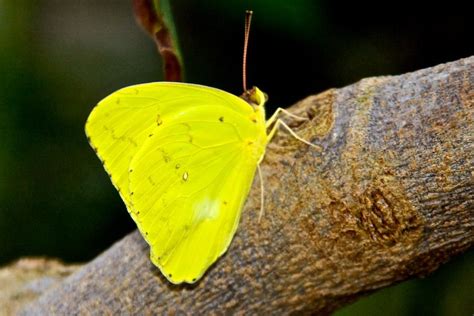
xmin=241 ymin=87 xmax=268 ymax=163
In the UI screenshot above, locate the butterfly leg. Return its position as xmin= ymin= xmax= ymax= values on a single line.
xmin=267 ymin=118 xmax=322 ymax=150
xmin=257 ymin=164 xmax=265 ymax=222
xmin=266 ymin=107 xmax=308 ymax=129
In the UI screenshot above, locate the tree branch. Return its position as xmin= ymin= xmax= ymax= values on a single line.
xmin=133 ymin=0 xmax=183 ymax=81
xmin=21 ymin=57 xmax=473 ymax=314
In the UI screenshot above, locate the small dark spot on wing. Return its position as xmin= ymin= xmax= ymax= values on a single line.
xmin=103 ymin=125 xmax=138 ymax=147
xmin=219 ymin=116 xmax=224 ymax=122
xmin=156 ymin=114 xmax=163 ymax=126
xmin=162 ymin=151 xmax=171 ymax=163
xmin=148 ymin=175 xmax=156 ymax=186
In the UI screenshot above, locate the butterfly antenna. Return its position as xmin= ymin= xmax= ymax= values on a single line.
xmin=243 ymin=10 xmax=253 ymax=92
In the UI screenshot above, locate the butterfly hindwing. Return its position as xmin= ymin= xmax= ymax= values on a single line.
xmin=129 ymin=104 xmax=260 ymax=284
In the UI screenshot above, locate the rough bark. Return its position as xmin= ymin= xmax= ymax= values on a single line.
xmin=0 ymin=259 xmax=79 ymax=315
xmin=21 ymin=57 xmax=473 ymax=315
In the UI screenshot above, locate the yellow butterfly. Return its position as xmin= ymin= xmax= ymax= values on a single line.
xmin=85 ymin=12 xmax=318 ymax=284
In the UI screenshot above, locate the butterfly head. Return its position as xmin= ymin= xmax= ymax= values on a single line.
xmin=241 ymin=86 xmax=268 ymax=109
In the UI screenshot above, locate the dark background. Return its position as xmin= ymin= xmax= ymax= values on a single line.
xmin=0 ymin=0 xmax=472 ymax=314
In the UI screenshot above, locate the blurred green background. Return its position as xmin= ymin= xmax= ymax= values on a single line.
xmin=0 ymin=0 xmax=472 ymax=314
